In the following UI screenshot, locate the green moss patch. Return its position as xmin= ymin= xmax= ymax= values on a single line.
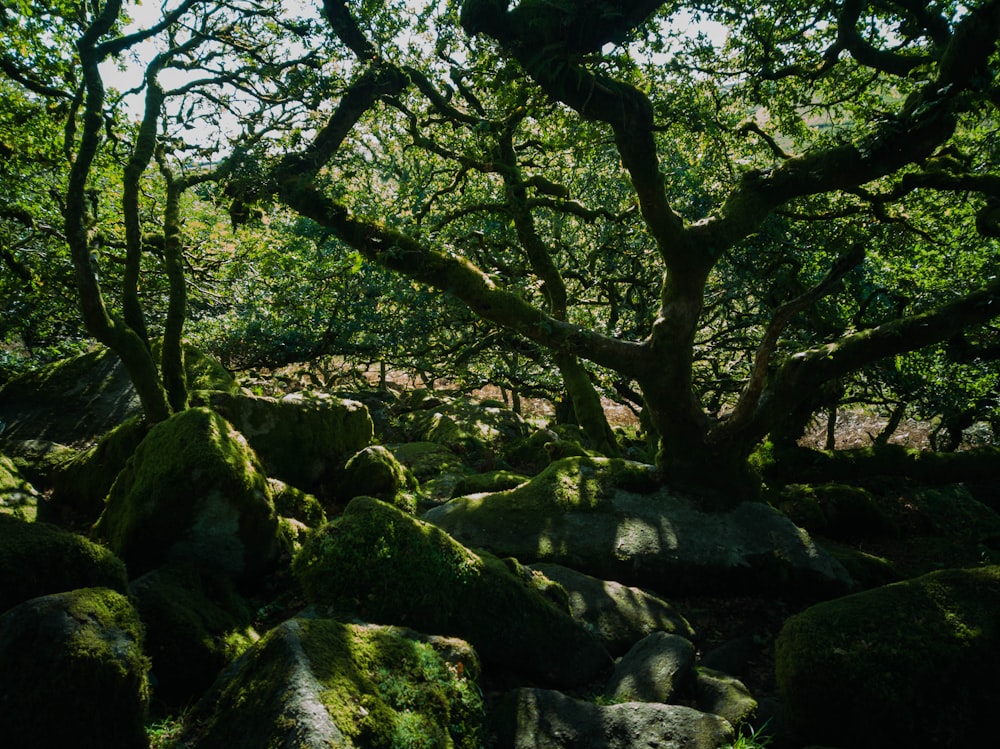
xmin=184 ymin=618 xmax=483 ymax=749
xmin=293 ymin=496 xmax=611 ymax=687
xmin=131 ymin=561 xmax=258 ymax=710
xmin=776 ymin=565 xmax=1000 ymax=747
xmin=92 ymin=407 xmax=279 ymax=577
xmin=0 ymin=514 xmax=127 ymax=614
xmin=0 ymin=453 xmax=39 ymax=521
xmin=0 ymin=587 xmax=150 ymax=749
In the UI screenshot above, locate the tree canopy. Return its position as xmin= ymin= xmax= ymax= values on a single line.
xmin=3 ymin=0 xmax=1000 ymax=501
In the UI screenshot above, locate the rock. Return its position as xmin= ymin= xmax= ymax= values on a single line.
xmin=340 ymin=444 xmax=417 ymax=511
xmin=777 ymin=483 xmax=898 ymax=541
xmin=0 ymin=514 xmax=127 ymax=614
xmin=293 ymin=496 xmax=612 ymax=687
xmin=0 ymin=453 xmax=39 ymax=521
xmin=529 ymin=562 xmax=695 ymax=656
xmin=604 ymin=632 xmax=696 ymax=704
xmin=180 ymin=618 xmax=484 ymax=749
xmin=399 ymin=391 xmax=529 ymax=456
xmin=452 ymin=469 xmax=529 ymax=497
xmin=775 ymin=565 xmax=1000 ymax=747
xmin=0 ymin=438 xmax=76 ymax=490
xmin=493 ymin=688 xmax=734 ymax=749
xmin=0 ymin=344 xmax=236 ymax=447
xmin=46 ymin=415 xmax=150 ymax=526
xmin=204 ymin=390 xmax=372 ymax=494
xmin=694 ymin=667 xmax=757 ymax=731
xmin=0 ymin=588 xmax=150 ymax=749
xmin=268 ymin=478 xmax=327 ymax=528
xmin=424 ymin=457 xmax=852 ymax=597
xmin=130 ymin=561 xmax=259 ymax=710
xmin=92 ymin=407 xmax=281 ymax=578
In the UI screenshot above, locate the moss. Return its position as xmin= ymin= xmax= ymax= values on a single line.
xmin=206 ymin=390 xmax=373 ymax=492
xmin=131 ymin=561 xmax=258 ymax=710
xmin=0 ymin=514 xmax=128 ymax=613
xmin=777 ymin=483 xmax=897 ymax=541
xmin=340 ymin=445 xmax=417 ymax=511
xmin=451 ymin=469 xmax=529 ymax=497
xmin=0 ymin=454 xmax=39 ymax=521
xmin=268 ymin=478 xmax=326 ymax=527
xmin=188 ymin=619 xmax=483 ymax=749
xmin=293 ymin=496 xmax=611 ymax=685
xmin=0 ymin=587 xmax=150 ymax=749
xmin=775 ymin=565 xmax=1000 ymax=747
xmin=48 ymin=415 xmax=150 ymax=526
xmin=92 ymin=407 xmax=278 ymax=577
xmin=387 ymin=441 xmax=469 ymax=482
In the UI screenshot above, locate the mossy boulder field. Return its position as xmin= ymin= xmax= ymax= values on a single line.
xmin=3 ymin=346 xmax=1000 ymax=748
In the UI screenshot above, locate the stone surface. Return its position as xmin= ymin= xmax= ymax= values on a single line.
xmin=205 ymin=390 xmax=373 ymax=494
xmin=776 ymin=565 xmax=1000 ymax=747
xmin=130 ymin=561 xmax=258 ymax=709
xmin=0 ymin=588 xmax=150 ymax=749
xmin=493 ymin=688 xmax=733 ymax=749
xmin=604 ymin=632 xmax=696 ymax=704
xmin=0 ymin=453 xmax=39 ymax=521
xmin=529 ymin=562 xmax=695 ymax=656
xmin=294 ymin=496 xmax=612 ymax=687
xmin=0 ymin=514 xmax=127 ymax=614
xmin=92 ymin=407 xmax=281 ymax=577
xmin=425 ymin=456 xmax=852 ymax=597
xmin=181 ymin=618 xmax=484 ymax=749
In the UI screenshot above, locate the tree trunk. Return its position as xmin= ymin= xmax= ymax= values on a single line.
xmin=556 ymin=352 xmax=619 ymax=456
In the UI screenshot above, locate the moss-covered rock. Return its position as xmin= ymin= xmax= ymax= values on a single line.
xmin=293 ymin=496 xmax=612 ymax=687
xmin=451 ymin=469 xmax=529 ymax=497
xmin=0 ymin=587 xmax=150 ymax=748
xmin=268 ymin=478 xmax=327 ymax=528
xmin=693 ymin=667 xmax=757 ymax=731
xmin=92 ymin=407 xmax=281 ymax=578
xmin=529 ymin=562 xmax=695 ymax=656
xmin=398 ymin=392 xmax=529 ymax=457
xmin=492 ymin=688 xmax=733 ymax=749
xmin=0 ymin=437 xmax=77 ymax=490
xmin=0 ymin=344 xmax=235 ymax=447
xmin=775 ymin=565 xmax=1000 ymax=747
xmin=340 ymin=445 xmax=417 ymax=512
xmin=204 ymin=390 xmax=373 ymax=493
xmin=130 ymin=561 xmax=258 ymax=710
xmin=603 ymin=632 xmax=696 ymax=704
xmin=777 ymin=483 xmax=899 ymax=541
xmin=182 ymin=618 xmax=484 ymax=749
xmin=424 ymin=457 xmax=852 ymax=597
xmin=0 ymin=514 xmax=128 ymax=614
xmin=45 ymin=415 xmax=150 ymax=526
xmin=0 ymin=453 xmax=39 ymax=521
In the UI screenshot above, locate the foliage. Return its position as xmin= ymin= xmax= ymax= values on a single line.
xmin=4 ymin=1 xmax=1000 ymax=496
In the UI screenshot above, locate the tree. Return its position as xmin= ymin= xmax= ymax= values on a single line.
xmin=233 ymin=0 xmax=1000 ymax=500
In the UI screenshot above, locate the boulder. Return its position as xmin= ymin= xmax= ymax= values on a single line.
xmin=604 ymin=632 xmax=696 ymax=704
xmin=775 ymin=565 xmax=1000 ymax=747
xmin=180 ymin=618 xmax=484 ymax=749
xmin=46 ymin=415 xmax=150 ymax=526
xmin=0 ymin=453 xmax=39 ymax=521
xmin=493 ymin=688 xmax=733 ymax=749
xmin=529 ymin=562 xmax=695 ymax=656
xmin=293 ymin=496 xmax=612 ymax=687
xmin=0 ymin=588 xmax=150 ymax=749
xmin=204 ymin=390 xmax=372 ymax=493
xmin=92 ymin=407 xmax=281 ymax=578
xmin=0 ymin=514 xmax=127 ymax=614
xmin=340 ymin=445 xmax=417 ymax=511
xmin=424 ymin=457 xmax=852 ymax=597
xmin=0 ymin=344 xmax=236 ymax=447
xmin=694 ymin=667 xmax=757 ymax=731
xmin=268 ymin=477 xmax=327 ymax=528
xmin=130 ymin=561 xmax=259 ymax=710
xmin=398 ymin=391 xmax=529 ymax=457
